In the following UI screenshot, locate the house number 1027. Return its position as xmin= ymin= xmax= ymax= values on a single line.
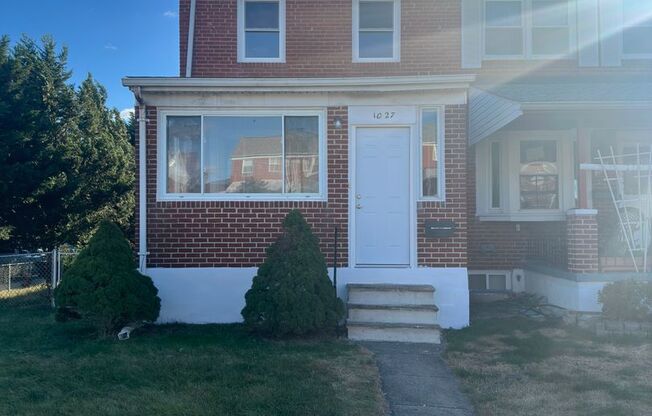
xmin=373 ymin=111 xmax=395 ymax=120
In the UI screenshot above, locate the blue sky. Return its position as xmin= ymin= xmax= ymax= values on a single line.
xmin=1 ymin=0 xmax=180 ymax=115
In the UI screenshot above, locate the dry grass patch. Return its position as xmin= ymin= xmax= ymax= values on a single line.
xmin=444 ymin=302 xmax=652 ymax=416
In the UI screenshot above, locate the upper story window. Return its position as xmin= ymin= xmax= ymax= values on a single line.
xmin=484 ymin=0 xmax=572 ymax=59
xmin=237 ymin=0 xmax=286 ymax=62
xmin=353 ymin=0 xmax=401 ymax=62
xmin=162 ymin=111 xmax=325 ymax=201
xmin=623 ymin=0 xmax=652 ymax=58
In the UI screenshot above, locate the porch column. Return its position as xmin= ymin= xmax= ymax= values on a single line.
xmin=576 ymin=125 xmax=592 ymax=209
xmin=566 ymin=209 xmax=599 ymax=273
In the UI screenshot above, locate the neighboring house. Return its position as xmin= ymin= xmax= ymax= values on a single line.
xmin=123 ymin=0 xmax=651 ymax=336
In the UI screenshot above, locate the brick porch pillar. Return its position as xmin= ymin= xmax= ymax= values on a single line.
xmin=567 ymin=209 xmax=599 ymax=273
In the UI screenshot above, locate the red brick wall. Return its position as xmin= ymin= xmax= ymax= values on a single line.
xmin=142 ymin=106 xmax=348 ymax=268
xmin=141 ymin=104 xmax=469 ymax=268
xmin=417 ymin=105 xmax=468 ymax=267
xmin=567 ymin=211 xmax=599 ymax=273
xmin=179 ymin=0 xmax=461 ymax=78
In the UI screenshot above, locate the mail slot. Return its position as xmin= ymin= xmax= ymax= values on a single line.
xmin=424 ymin=220 xmax=457 ymax=238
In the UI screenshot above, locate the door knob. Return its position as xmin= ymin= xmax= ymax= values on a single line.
xmin=356 ymin=194 xmax=361 ymax=199
xmin=356 ymin=204 xmax=362 ymax=209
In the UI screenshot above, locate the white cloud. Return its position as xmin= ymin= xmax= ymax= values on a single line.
xmin=163 ymin=10 xmax=177 ymax=18
xmin=104 ymin=43 xmax=118 ymax=51
xmin=120 ymin=108 xmax=134 ymax=121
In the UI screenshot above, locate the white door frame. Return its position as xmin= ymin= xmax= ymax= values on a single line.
xmin=348 ymin=124 xmax=418 ymax=268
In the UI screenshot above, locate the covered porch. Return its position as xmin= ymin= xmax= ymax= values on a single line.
xmin=468 ymin=76 xmax=652 ymax=311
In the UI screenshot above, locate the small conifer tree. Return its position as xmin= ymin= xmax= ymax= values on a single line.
xmin=54 ymin=221 xmax=160 ymax=336
xmin=242 ymin=210 xmax=344 ymax=336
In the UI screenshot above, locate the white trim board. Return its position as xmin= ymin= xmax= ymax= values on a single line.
xmin=122 ymin=75 xmax=476 ymax=93
xmin=136 ymin=90 xmax=467 ymax=109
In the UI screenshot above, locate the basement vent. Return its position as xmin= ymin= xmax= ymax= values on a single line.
xmin=468 ymin=271 xmax=510 ymax=292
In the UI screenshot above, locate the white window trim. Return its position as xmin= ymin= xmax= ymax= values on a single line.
xmin=237 ymin=0 xmax=286 ymax=63
xmin=621 ymin=0 xmax=652 ymax=60
xmin=157 ymin=108 xmax=327 ymax=202
xmin=352 ymin=0 xmax=401 ymax=63
xmin=476 ymin=131 xmax=575 ymax=221
xmin=418 ymin=106 xmax=446 ymax=202
xmin=482 ymin=0 xmax=576 ymax=60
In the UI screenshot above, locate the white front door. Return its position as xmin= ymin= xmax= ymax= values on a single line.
xmin=354 ymin=127 xmax=411 ymax=267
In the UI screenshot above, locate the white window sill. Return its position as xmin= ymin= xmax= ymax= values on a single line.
xmin=157 ymin=194 xmax=327 ymax=203
xmin=477 ymin=212 xmax=566 ymax=222
xmin=353 ymin=57 xmax=400 ymax=63
xmin=237 ymin=58 xmax=286 ymax=63
xmin=482 ymin=55 xmax=574 ymax=61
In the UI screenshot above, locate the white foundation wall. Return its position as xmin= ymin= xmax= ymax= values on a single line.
xmin=524 ymin=270 xmax=605 ymax=312
xmin=147 ymin=267 xmax=470 ymax=329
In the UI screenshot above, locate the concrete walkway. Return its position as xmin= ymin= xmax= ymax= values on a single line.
xmin=362 ymin=342 xmax=475 ymax=416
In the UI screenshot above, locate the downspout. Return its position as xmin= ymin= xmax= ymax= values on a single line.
xmin=132 ymin=87 xmax=148 ymax=273
xmin=185 ymin=0 xmax=197 ymax=78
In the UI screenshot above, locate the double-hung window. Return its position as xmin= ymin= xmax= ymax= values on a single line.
xmin=623 ymin=0 xmax=652 ymax=58
xmin=162 ymin=111 xmax=325 ymax=200
xmin=238 ymin=0 xmax=285 ymax=62
xmin=419 ymin=108 xmax=444 ymax=200
xmin=484 ymin=0 xmax=572 ymax=59
xmin=476 ymin=133 xmax=573 ymax=221
xmin=519 ymin=140 xmax=559 ymax=210
xmin=353 ymin=0 xmax=401 ymax=62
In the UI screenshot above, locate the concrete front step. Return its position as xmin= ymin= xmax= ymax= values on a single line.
xmin=347 ymin=283 xmax=436 ymax=305
xmin=347 ymin=321 xmax=442 ymax=344
xmin=348 ymin=303 xmax=439 ymax=325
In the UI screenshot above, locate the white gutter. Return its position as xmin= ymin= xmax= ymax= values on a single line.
xmin=520 ymin=101 xmax=652 ymax=111
xmin=122 ymin=74 xmax=476 ymax=93
xmin=135 ymin=92 xmax=148 ymax=273
xmin=185 ymin=0 xmax=196 ymax=78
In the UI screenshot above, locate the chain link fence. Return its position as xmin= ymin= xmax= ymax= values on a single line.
xmin=0 ymin=248 xmax=78 ymax=310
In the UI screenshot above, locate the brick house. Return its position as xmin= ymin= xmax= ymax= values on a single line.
xmin=124 ymin=0 xmax=651 ymax=336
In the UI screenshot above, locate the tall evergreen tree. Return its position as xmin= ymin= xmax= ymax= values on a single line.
xmin=65 ymin=75 xmax=135 ymax=245
xmin=0 ymin=36 xmax=135 ymax=251
xmin=0 ymin=36 xmax=79 ymax=250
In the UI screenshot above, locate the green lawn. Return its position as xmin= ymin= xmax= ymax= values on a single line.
xmin=0 ymin=302 xmax=386 ymax=416
xmin=444 ymin=300 xmax=652 ymax=416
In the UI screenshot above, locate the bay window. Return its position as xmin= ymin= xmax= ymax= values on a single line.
xmin=476 ymin=132 xmax=574 ymax=221
xmin=162 ymin=111 xmax=324 ymax=200
xmin=484 ymin=0 xmax=572 ymax=59
xmin=238 ymin=0 xmax=285 ymax=62
xmin=353 ymin=0 xmax=401 ymax=62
